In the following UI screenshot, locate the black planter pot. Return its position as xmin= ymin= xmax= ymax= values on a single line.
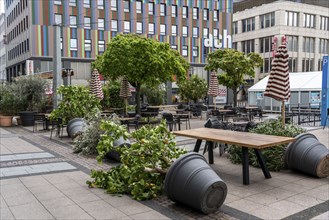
xmin=19 ymin=111 xmax=35 ymax=126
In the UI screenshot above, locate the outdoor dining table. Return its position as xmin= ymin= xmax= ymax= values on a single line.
xmin=173 ymin=128 xmax=295 ymax=185
xmin=172 ymin=113 xmax=190 ymax=130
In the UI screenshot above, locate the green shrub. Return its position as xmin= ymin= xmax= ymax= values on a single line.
xmin=227 ymin=119 xmax=305 ymax=171
xmin=87 ymin=120 xmax=186 ymax=200
xmin=141 ymin=84 xmax=165 ymax=106
xmin=49 ymin=85 xmax=101 ymax=124
xmin=101 ymin=80 xmax=124 ymax=109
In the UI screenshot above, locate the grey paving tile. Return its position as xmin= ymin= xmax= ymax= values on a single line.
xmin=227 ymin=198 xmax=265 ymax=213
xmin=262 ymin=188 xmax=298 ymax=201
xmin=0 ymin=178 xmax=21 ymax=187
xmin=28 ymin=184 xmax=58 ymax=194
xmin=0 ymin=196 xmax=8 ymax=208
xmin=20 ymin=175 xmax=50 ymax=188
xmin=269 ymin=200 xmax=307 ymax=216
xmin=0 ymin=207 xmax=15 ymax=220
xmin=42 ymin=197 xmax=75 ymax=209
xmin=116 ymin=201 xmax=154 ymax=216
xmin=69 ymin=192 xmax=101 ymax=204
xmin=247 ymin=205 xmax=288 ymax=219
xmin=1 ymin=167 xmax=28 ymax=177
xmin=0 ymin=182 xmax=29 ymax=197
xmin=129 ymin=210 xmax=170 ymax=219
xmin=226 ymin=184 xmax=259 ymax=198
xmin=102 ymin=194 xmax=140 ymax=207
xmin=302 ymin=188 xmax=329 ymax=201
xmin=10 ymin=202 xmax=54 ymax=219
xmin=0 ymin=152 xmax=54 ymax=162
xmin=287 ymin=193 xmax=324 ymax=207
xmin=4 ymin=191 xmax=38 ymax=207
xmin=223 ymin=193 xmax=240 ymax=204
xmin=43 ymin=173 xmax=72 ymax=184
xmin=53 ymin=180 xmax=82 ymax=191
xmin=279 ymin=182 xmax=314 ymax=193
xmin=34 ymin=189 xmax=66 ymax=201
xmin=311 ymin=211 xmax=329 ymax=220
xmin=47 ymin=204 xmax=93 ymax=220
xmin=79 ymin=200 xmax=128 ymax=219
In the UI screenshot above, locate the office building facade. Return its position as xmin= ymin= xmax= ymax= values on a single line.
xmin=0 ymin=13 xmax=6 ymax=82
xmin=232 ymin=0 xmax=329 ymax=82
xmin=4 ymin=0 xmax=233 ymax=82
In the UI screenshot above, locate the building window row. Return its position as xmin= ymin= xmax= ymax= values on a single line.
xmin=260 ymin=12 xmax=275 ymax=29
xmin=320 ymin=16 xmax=329 ymax=31
xmin=303 ymin=13 xmax=315 ymax=28
xmin=6 ymin=0 xmax=27 ymax=27
xmin=319 ymin=38 xmax=329 ymax=54
xmin=8 ymin=39 xmax=29 ymax=60
xmin=6 ymin=16 xmax=28 ymax=44
xmin=303 ymin=37 xmax=315 ymax=53
xmin=242 ymin=17 xmax=255 ymax=32
xmin=286 ymin=35 xmax=298 ymax=52
xmin=241 ymin=39 xmax=255 ymax=54
xmin=285 ymin=11 xmax=299 ymax=27
xmin=259 ymin=36 xmax=273 ymax=53
xmin=302 ymin=58 xmax=313 ymax=72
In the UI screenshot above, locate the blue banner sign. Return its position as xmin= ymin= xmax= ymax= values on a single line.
xmin=321 ymin=56 xmax=328 ymax=126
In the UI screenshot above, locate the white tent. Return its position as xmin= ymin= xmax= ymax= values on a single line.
xmin=248 ymin=71 xmax=322 ymax=111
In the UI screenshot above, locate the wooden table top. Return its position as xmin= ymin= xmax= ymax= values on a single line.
xmin=148 ymin=105 xmax=178 ymax=109
xmin=173 ymin=128 xmax=295 ymax=149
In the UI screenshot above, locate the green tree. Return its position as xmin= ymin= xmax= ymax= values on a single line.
xmin=177 ymin=74 xmax=208 ymax=103
xmin=140 ymin=84 xmax=165 ymax=106
xmin=93 ymin=34 xmax=189 ymax=114
xmin=205 ymin=49 xmax=262 ymax=107
xmin=101 ymin=80 xmax=124 ymax=109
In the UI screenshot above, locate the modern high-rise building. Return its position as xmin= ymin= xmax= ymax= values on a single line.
xmin=0 ymin=13 xmax=6 ymax=82
xmin=232 ymin=0 xmax=329 ymax=83
xmin=4 ymin=0 xmax=233 ymax=83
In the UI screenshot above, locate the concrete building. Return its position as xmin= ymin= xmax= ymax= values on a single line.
xmin=232 ymin=0 xmax=329 ymax=83
xmin=4 ymin=0 xmax=233 ymax=84
xmin=0 ymin=13 xmax=6 ymax=82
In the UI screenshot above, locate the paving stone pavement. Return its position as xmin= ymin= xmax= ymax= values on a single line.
xmin=0 ymin=118 xmax=328 ymax=220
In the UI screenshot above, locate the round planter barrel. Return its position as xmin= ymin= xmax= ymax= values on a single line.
xmin=106 ymin=136 xmax=131 ymax=162
xmin=67 ymin=118 xmax=86 ymax=138
xmin=164 ymin=152 xmax=227 ymax=214
xmin=19 ymin=111 xmax=35 ymax=126
xmin=285 ymin=133 xmax=329 ymax=178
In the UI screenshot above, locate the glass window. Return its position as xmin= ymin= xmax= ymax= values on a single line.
xmin=303 ymin=37 xmax=315 ymax=52
xmin=203 ymin=28 xmax=208 ymax=38
xmin=213 ymin=10 xmax=218 ymax=21
xmin=172 ymin=5 xmax=177 ymax=17
xmin=182 ymin=46 xmax=188 ymax=56
xmin=171 ymin=45 xmax=177 ymax=50
xmin=287 ymin=35 xmax=298 ymax=52
xmin=148 ymin=2 xmax=154 ymax=15
xmin=241 ymin=39 xmax=255 ymax=54
xmin=124 ymin=0 xmax=129 ymax=12
xmin=160 ymin=3 xmax=166 ymax=16
xmin=136 ymin=22 xmax=142 ymax=34
xmin=111 ymin=0 xmax=117 ymax=11
xmin=160 ymin=24 xmax=166 ymax=35
xmin=85 ymin=39 xmax=91 ymax=51
xmin=54 ymin=0 xmax=61 ymax=5
xmin=99 ymin=40 xmax=105 ymax=53
xmin=182 ymin=6 xmax=188 ymax=18
xmin=124 ymin=21 xmax=130 ymax=33
xmin=193 ymin=7 xmax=198 ymax=19
xmin=286 ymin=11 xmax=298 ymax=27
xmin=83 ymin=0 xmax=90 ymax=8
xmin=97 ymin=0 xmax=104 ymax=9
xmin=149 ymin=23 xmax=154 ymax=34
xmin=213 ymin=29 xmax=218 ymax=39
xmin=242 ymin=17 xmax=255 ymax=32
xmin=193 ymin=46 xmax=198 ymax=57
xmin=69 ymin=0 xmax=76 ymax=7
xmin=193 ymin=27 xmax=198 ymax=37
xmin=70 ymin=38 xmax=77 ymax=50
xmin=233 ymin=22 xmax=238 ymax=34
xmin=203 ymin=9 xmax=208 ymax=21
xmin=70 ymin=16 xmax=77 ymax=27
xmin=111 ymin=20 xmax=118 ymax=31
xmin=288 ymin=58 xmax=297 ymax=73
xmin=319 ymin=38 xmax=329 ymax=54
xmin=304 ymin=13 xmax=315 ymax=28
xmin=302 ymin=58 xmax=313 ymax=72
xmin=320 ymin=16 xmax=329 ymax=31
xmin=259 ymin=36 xmax=273 ymax=53
xmin=182 ymin=26 xmax=188 ymax=37
xmin=172 ymin=25 xmax=177 ymax=36
xmin=136 ymin=1 xmax=142 ymax=13
xmin=98 ymin=18 xmax=104 ymax=30
xmin=84 ymin=17 xmax=91 ymax=29
xmin=54 ymin=14 xmax=62 ymax=25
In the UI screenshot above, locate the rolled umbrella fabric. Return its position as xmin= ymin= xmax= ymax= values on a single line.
xmin=90 ymin=69 xmax=104 ymax=100
xmin=208 ymin=71 xmax=220 ymax=108
xmin=120 ymin=78 xmax=132 ymax=116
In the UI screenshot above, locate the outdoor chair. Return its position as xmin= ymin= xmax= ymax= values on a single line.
xmin=162 ymin=113 xmax=177 ymax=131
xmin=126 ymin=115 xmax=140 ymax=132
xmin=49 ymin=118 xmax=67 ymax=140
xmin=33 ymin=113 xmax=46 ymax=133
xmin=177 ymin=111 xmax=191 ymax=130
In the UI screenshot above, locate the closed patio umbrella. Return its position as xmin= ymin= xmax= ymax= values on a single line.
xmin=120 ymin=77 xmax=132 ymax=115
xmin=208 ymin=71 xmax=220 ymax=109
xmin=90 ymin=69 xmax=104 ymax=100
xmin=264 ymin=42 xmax=290 ymax=126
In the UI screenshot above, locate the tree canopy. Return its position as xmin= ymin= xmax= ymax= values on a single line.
xmin=205 ymin=49 xmax=263 ymax=107
xmin=93 ymin=34 xmax=189 ymax=114
xmin=177 ymin=74 xmax=208 ymax=103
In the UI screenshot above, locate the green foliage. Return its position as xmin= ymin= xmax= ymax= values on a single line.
xmin=93 ymin=34 xmax=189 ymax=114
xmin=87 ymin=120 xmax=186 ymax=200
xmin=177 ymin=74 xmax=208 ymax=103
xmin=49 ymin=85 xmax=101 ymax=124
xmin=15 ymin=75 xmax=49 ymax=111
xmin=101 ymin=80 xmax=124 ymax=109
xmin=141 ymin=84 xmax=165 ymax=106
xmin=228 ymin=119 xmax=305 ymax=171
xmin=0 ymin=83 xmax=25 ymax=116
xmin=205 ymin=49 xmax=263 ymax=107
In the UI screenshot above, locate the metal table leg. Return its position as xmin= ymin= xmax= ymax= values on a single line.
xmin=242 ymin=147 xmax=250 ymax=185
xmin=193 ymin=139 xmax=202 ymax=152
xmin=254 ymin=149 xmax=271 ymax=179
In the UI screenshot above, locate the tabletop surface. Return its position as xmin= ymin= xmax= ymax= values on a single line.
xmin=173 ymin=128 xmax=295 ymax=149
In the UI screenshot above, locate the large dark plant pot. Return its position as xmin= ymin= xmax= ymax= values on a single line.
xmin=285 ymin=133 xmax=329 ymax=178
xmin=67 ymin=118 xmax=86 ymax=139
xmin=106 ymin=136 xmax=131 ymax=162
xmin=164 ymin=152 xmax=227 ymax=214
xmin=19 ymin=111 xmax=35 ymax=126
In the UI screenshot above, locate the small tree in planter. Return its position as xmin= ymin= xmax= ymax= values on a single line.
xmin=87 ymin=120 xmax=186 ymax=200
xmin=227 ymin=119 xmax=305 ymax=171
xmin=101 ymin=80 xmax=124 ymax=110
xmin=177 ymin=74 xmax=207 ymax=103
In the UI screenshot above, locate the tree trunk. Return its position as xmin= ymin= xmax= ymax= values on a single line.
xmin=135 ymin=85 xmax=141 ymax=115
xmin=233 ymin=87 xmax=238 ymax=107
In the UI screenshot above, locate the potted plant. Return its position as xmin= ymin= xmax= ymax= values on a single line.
xmin=15 ymin=76 xmax=48 ymax=126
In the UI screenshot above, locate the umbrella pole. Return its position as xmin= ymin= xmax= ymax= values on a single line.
xmin=214 ymin=97 xmax=216 ymax=110
xmin=125 ymin=99 xmax=128 ymax=116
xmin=282 ymin=100 xmax=285 ymax=127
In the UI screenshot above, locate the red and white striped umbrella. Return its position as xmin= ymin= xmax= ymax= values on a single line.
xmin=264 ymin=44 xmax=290 ymax=125
xmin=90 ymin=69 xmax=104 ymax=100
xmin=264 ymin=45 xmax=290 ymax=101
xmin=208 ymin=71 xmax=219 ymax=97
xmin=119 ymin=78 xmax=132 ymax=98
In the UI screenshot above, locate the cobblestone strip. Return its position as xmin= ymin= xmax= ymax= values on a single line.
xmin=0 ymin=157 xmax=67 ymax=168
xmin=6 ymin=127 xmax=112 ymax=173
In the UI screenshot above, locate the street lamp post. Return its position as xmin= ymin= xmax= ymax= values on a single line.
xmin=62 ymin=68 xmax=74 ymax=86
